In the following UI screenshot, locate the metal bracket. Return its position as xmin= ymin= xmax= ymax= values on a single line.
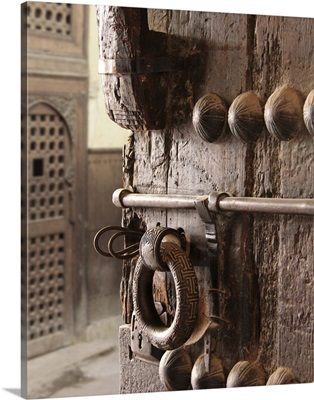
xmin=203 ymin=321 xmax=220 ymax=372
xmin=194 ymin=192 xmax=233 ymax=268
xmin=194 ymin=193 xmax=233 ymax=329
xmin=130 ymin=312 xmax=165 ymax=365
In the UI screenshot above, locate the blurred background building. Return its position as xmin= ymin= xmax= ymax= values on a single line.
xmin=23 ymin=1 xmax=128 ymax=361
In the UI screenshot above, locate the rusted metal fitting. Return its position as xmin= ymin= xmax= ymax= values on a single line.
xmin=139 ymin=225 xmax=189 ymax=271
xmin=133 ymin=241 xmax=199 ymax=350
xmin=194 ymin=192 xmax=232 ymax=223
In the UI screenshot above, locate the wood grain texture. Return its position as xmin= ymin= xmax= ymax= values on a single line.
xmin=126 ymin=9 xmax=259 ymax=373
xmin=96 ymin=6 xmax=169 ymax=130
xmin=252 ymin=15 xmax=314 ymax=381
xmin=113 ymin=8 xmax=314 ymax=390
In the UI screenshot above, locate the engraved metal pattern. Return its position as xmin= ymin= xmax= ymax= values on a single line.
xmin=133 ymin=242 xmax=199 ymax=350
xmin=139 ymin=226 xmax=183 ymax=271
xmin=26 ymin=2 xmax=72 ymax=36
xmin=28 ymin=233 xmax=65 ymax=341
xmin=28 ymin=103 xmax=68 ymax=221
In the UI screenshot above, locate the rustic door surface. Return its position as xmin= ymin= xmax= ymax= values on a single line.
xmin=97 ymin=6 xmax=313 ymax=393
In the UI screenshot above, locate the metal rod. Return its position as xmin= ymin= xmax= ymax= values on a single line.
xmin=113 ymin=190 xmax=196 ymax=210
xmin=219 ymin=197 xmax=314 ymax=215
xmin=112 ymin=189 xmax=314 ymax=216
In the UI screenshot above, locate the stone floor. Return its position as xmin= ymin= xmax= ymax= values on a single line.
xmin=27 ymin=321 xmax=120 ymax=399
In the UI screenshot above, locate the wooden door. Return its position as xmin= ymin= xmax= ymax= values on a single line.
xmin=97 ymin=6 xmax=314 ymax=392
xmin=26 ymin=102 xmax=74 ymax=358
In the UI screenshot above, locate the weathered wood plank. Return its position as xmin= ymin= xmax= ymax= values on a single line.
xmin=253 ymin=15 xmax=314 ymax=381
xmin=96 ymin=6 xmax=169 ymax=131
xmin=127 ymin=10 xmax=260 ymax=373
xmin=163 ymin=10 xmax=259 ymax=371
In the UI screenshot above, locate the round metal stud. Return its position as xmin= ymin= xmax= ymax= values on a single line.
xmin=159 ymin=348 xmax=193 ymax=391
xmin=303 ymin=89 xmax=314 ymax=138
xmin=264 ymin=84 xmax=304 ymax=141
xmin=228 ymin=91 xmax=264 ymax=143
xmin=191 ymin=354 xmax=225 ymax=389
xmin=266 ymin=366 xmax=298 ymax=385
xmin=192 ymin=93 xmax=228 ymax=143
xmin=226 ymin=360 xmax=266 ymax=387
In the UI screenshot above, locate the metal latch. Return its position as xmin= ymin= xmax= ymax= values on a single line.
xmin=130 ymin=311 xmax=165 ymax=365
xmin=112 ymin=188 xmax=314 ymax=216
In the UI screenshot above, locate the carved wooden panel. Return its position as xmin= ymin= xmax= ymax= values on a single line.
xmin=27 ymin=232 xmax=66 ymax=340
xmin=26 ymin=1 xmax=86 ymax=59
xmin=26 ymin=2 xmax=72 ymax=36
xmin=26 ymin=102 xmax=73 ymax=358
xmin=27 ymin=103 xmax=69 ymax=222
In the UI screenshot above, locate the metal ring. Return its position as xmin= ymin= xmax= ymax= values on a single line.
xmin=133 ymin=241 xmax=199 ymax=350
xmin=93 ymin=225 xmax=143 ymax=259
xmin=139 ymin=226 xmax=187 ymax=271
xmin=107 ymin=231 xmax=140 ymax=259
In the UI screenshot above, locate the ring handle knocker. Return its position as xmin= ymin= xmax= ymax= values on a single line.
xmin=139 ymin=225 xmax=189 ymax=271
xmin=133 ymin=239 xmax=199 ymax=350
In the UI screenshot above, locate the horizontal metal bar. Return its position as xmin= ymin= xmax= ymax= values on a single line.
xmin=112 ymin=189 xmax=314 ymax=216
xmin=219 ymin=197 xmax=314 ymax=215
xmin=113 ymin=189 xmax=196 ymax=209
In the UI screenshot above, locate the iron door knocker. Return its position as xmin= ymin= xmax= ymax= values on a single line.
xmin=133 ymin=226 xmax=199 ymax=350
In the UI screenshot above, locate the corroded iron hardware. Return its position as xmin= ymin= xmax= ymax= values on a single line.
xmin=133 ymin=226 xmax=199 ymax=350
xmin=192 ymin=85 xmax=314 ymax=143
xmin=93 ymin=225 xmax=143 ymax=259
xmin=112 ymin=188 xmax=314 ymax=216
xmin=93 ymin=225 xmax=200 ymax=351
xmin=191 ymin=195 xmax=231 ymax=389
xmin=130 ymin=311 xmax=165 ymax=365
xmin=93 ymin=224 xmax=189 ymax=260
xmin=194 ymin=193 xmax=231 ymax=328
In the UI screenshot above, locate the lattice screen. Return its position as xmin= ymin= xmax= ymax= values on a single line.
xmin=28 ymin=233 xmax=65 ymax=340
xmin=26 ymin=2 xmax=72 ymax=36
xmin=28 ymin=105 xmax=68 ymax=221
xmin=27 ymin=103 xmax=70 ymax=342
